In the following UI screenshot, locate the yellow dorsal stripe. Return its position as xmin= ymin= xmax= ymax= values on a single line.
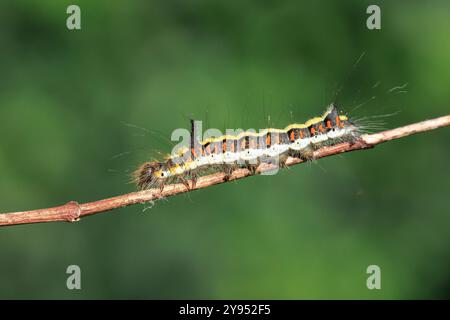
xmin=200 ymin=108 xmax=345 ymax=145
xmin=173 ymin=107 xmax=348 ymax=151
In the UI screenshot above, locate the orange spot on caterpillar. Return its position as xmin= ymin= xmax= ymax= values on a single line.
xmin=326 ymin=120 xmax=332 ymax=129
xmin=300 ymin=130 xmax=304 ymax=139
xmin=310 ymin=127 xmax=316 ymax=135
xmin=336 ymin=116 xmax=344 ymax=128
xmin=222 ymin=141 xmax=227 ymax=153
xmin=290 ymin=131 xmax=295 ymax=141
xmin=319 ymin=124 xmax=325 ymax=133
xmin=266 ymin=134 xmax=271 ymax=146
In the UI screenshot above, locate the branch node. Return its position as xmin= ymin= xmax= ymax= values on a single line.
xmin=65 ymin=201 xmax=81 ymax=222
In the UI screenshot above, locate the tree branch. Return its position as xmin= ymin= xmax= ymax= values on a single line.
xmin=1 ymin=115 xmax=449 ymax=227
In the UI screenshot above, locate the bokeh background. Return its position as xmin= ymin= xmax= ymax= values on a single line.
xmin=1 ymin=0 xmax=449 ymax=299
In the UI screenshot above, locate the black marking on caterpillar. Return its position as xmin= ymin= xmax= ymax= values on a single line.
xmin=133 ymin=103 xmax=366 ymax=191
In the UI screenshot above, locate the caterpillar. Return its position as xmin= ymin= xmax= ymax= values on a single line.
xmin=134 ymin=103 xmax=364 ymax=191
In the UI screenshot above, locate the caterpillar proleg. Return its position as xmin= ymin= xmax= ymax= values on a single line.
xmin=134 ymin=103 xmax=363 ymax=191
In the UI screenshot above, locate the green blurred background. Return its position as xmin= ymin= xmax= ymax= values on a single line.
xmin=1 ymin=0 xmax=449 ymax=299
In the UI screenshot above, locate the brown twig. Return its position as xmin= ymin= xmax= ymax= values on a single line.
xmin=1 ymin=115 xmax=449 ymax=227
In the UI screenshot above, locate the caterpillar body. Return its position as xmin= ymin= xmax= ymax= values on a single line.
xmin=134 ymin=103 xmax=362 ymax=191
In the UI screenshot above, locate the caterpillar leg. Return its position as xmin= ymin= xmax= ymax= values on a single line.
xmin=301 ymin=147 xmax=315 ymax=161
xmin=278 ymin=154 xmax=289 ymax=169
xmin=191 ymin=172 xmax=198 ymax=189
xmin=222 ymin=164 xmax=234 ymax=181
xmin=290 ymin=146 xmax=315 ymax=161
xmin=245 ymin=163 xmax=258 ymax=175
xmin=179 ymin=176 xmax=191 ymax=191
xmin=288 ymin=149 xmax=300 ymax=159
xmin=346 ymin=134 xmax=360 ymax=146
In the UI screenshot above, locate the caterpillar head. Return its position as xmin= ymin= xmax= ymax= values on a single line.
xmin=134 ymin=161 xmax=168 ymax=189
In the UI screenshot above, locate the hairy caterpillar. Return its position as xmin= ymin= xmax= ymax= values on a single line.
xmin=134 ymin=103 xmax=366 ymax=191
